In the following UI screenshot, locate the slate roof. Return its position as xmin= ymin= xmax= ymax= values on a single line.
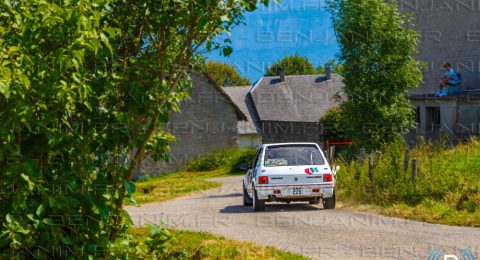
xmin=249 ymin=74 xmax=344 ymax=122
xmin=223 ymin=86 xmax=262 ymax=134
xmin=193 ymin=72 xmax=248 ymax=121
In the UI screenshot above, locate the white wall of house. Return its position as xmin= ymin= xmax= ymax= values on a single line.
xmin=239 ymin=134 xmax=262 ymax=149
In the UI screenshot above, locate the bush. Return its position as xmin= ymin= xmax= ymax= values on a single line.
xmin=186 ymin=149 xmax=232 ymax=172
xmin=109 ymin=225 xmax=177 ymax=258
xmin=320 ymin=107 xmax=346 ymax=143
xmin=186 ymin=148 xmax=256 ymax=173
xmin=229 ymin=148 xmax=257 ymax=173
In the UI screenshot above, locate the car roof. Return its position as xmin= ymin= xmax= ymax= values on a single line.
xmin=263 ymin=142 xmax=319 ymax=147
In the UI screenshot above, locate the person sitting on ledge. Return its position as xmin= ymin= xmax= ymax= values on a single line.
xmin=436 ymin=63 xmax=461 ymax=97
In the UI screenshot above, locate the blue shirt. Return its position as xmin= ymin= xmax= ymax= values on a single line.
xmin=446 ymin=68 xmax=460 ymax=83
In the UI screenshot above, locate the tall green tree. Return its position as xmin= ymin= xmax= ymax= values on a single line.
xmin=0 ymin=0 xmax=268 ymax=257
xmin=205 ymin=61 xmax=251 ymax=86
xmin=327 ymin=0 xmax=422 ymax=150
xmin=265 ymin=53 xmax=316 ymax=76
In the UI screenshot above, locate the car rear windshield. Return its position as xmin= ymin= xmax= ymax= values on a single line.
xmin=263 ymin=144 xmax=324 ymax=167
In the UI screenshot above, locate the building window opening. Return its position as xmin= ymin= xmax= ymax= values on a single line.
xmin=426 ymin=107 xmax=441 ymax=129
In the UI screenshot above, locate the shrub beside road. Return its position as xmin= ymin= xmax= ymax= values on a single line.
xmin=185 ymin=148 xmax=256 ymax=172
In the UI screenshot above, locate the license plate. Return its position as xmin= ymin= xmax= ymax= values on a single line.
xmin=292 ymin=187 xmax=302 ymax=195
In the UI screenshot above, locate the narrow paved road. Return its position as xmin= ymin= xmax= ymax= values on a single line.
xmin=126 ymin=176 xmax=480 ymax=259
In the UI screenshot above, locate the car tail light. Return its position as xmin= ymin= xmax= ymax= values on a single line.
xmin=258 ymin=176 xmax=268 ymax=184
xmin=323 ymin=174 xmax=333 ymax=182
xmin=273 ymin=189 xmax=281 ymax=194
xmin=312 ymin=189 xmax=320 ymax=193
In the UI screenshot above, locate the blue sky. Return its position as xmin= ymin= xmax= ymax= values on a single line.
xmin=205 ymin=0 xmax=339 ymax=83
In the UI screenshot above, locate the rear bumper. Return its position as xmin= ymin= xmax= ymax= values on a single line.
xmin=255 ymin=184 xmax=335 ymax=201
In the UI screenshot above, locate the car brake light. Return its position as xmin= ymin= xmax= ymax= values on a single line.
xmin=312 ymin=189 xmax=320 ymax=193
xmin=273 ymin=189 xmax=281 ymax=194
xmin=258 ymin=176 xmax=268 ymax=184
xmin=323 ymin=174 xmax=333 ymax=182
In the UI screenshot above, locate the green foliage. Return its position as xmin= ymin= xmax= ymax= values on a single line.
xmin=186 ymin=150 xmax=231 ymax=172
xmin=229 ymin=148 xmax=257 ymax=172
xmin=0 ymin=0 xmax=268 ymax=257
xmin=205 ymin=61 xmax=251 ymax=86
xmin=320 ymin=107 xmax=347 ymax=142
xmin=316 ymin=59 xmax=345 ymax=76
xmin=109 ymin=224 xmax=174 ymax=258
xmin=186 ymin=148 xmax=256 ymax=173
xmin=327 ymin=0 xmax=423 ymax=150
xmin=131 ymin=228 xmax=308 ymax=259
xmin=336 ymin=138 xmax=480 ymax=226
xmin=265 ymin=53 xmax=316 ymax=76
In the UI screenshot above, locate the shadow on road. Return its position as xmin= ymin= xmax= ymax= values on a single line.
xmin=201 ymin=192 xmax=242 ymax=199
xmin=220 ymin=203 xmax=323 ymax=214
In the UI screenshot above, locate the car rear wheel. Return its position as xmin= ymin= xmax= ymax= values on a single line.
xmin=253 ymin=189 xmax=265 ymax=211
xmin=323 ymin=192 xmax=336 ymax=209
xmin=243 ymin=184 xmax=253 ymax=206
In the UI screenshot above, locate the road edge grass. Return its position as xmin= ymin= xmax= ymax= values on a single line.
xmin=336 ymin=195 xmax=480 ymax=227
xmin=129 ymin=169 xmax=244 ymax=205
xmin=335 ymin=138 xmax=480 ymax=227
xmin=131 ymin=227 xmax=309 ymax=260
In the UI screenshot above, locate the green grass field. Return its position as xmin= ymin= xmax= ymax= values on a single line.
xmin=131 ymin=228 xmax=308 ymax=260
xmin=337 ymin=138 xmax=480 ymax=227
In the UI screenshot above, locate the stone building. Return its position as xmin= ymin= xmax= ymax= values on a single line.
xmin=137 ymin=72 xmax=247 ymax=177
xmin=401 ymin=0 xmax=480 ymax=93
xmin=401 ymin=0 xmax=480 ymax=142
xmin=408 ymin=93 xmax=480 ymax=143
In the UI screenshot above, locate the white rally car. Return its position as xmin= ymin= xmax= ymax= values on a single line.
xmin=242 ymin=143 xmax=337 ymax=211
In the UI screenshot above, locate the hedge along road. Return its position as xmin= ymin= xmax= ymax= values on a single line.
xmin=126 ymin=176 xmax=480 ymax=260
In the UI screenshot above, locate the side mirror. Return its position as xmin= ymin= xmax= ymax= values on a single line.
xmin=239 ymin=162 xmax=249 ymax=171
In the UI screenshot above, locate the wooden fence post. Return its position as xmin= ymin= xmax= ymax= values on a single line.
xmin=411 ymin=159 xmax=417 ymax=182
xmin=329 ymin=145 xmax=336 ymax=163
xmin=359 ymin=148 xmax=365 ymax=164
xmin=355 ymin=148 xmax=365 ymax=181
xmin=403 ymin=149 xmax=410 ymax=173
xmin=411 ymin=158 xmax=417 ymax=192
xmin=368 ymin=155 xmax=374 ymax=192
